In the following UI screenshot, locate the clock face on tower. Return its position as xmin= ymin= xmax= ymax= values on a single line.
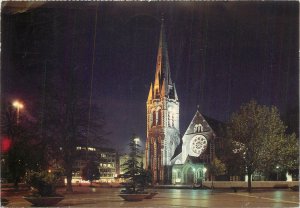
xmin=190 ymin=135 xmax=207 ymax=156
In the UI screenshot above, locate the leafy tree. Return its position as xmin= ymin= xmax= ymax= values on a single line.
xmin=122 ymin=134 xmax=143 ymax=193
xmin=226 ymin=100 xmax=298 ymax=192
xmin=209 ymin=157 xmax=226 ymax=189
xmin=219 ymin=136 xmax=245 ymax=179
xmin=81 ymin=160 xmax=100 ymax=186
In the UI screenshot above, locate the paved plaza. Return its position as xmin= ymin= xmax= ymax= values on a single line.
xmin=2 ymin=186 xmax=299 ymax=207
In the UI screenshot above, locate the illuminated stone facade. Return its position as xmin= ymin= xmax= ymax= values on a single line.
xmin=145 ymin=20 xmax=215 ymax=185
xmin=171 ymin=110 xmax=215 ymax=184
xmin=145 ymin=19 xmax=180 ymax=184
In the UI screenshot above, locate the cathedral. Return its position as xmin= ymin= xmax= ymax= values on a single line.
xmin=145 ymin=20 xmax=215 ymax=185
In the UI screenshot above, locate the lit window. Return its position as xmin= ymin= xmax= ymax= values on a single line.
xmin=172 ymin=114 xmax=174 ymax=127
xmin=152 ymin=111 xmax=156 ymax=126
xmin=88 ymin=147 xmax=96 ymax=151
xmin=157 ymin=109 xmax=162 ymax=125
xmin=194 ymin=124 xmax=203 ymax=133
xmin=76 ymin=147 xmax=81 ymax=150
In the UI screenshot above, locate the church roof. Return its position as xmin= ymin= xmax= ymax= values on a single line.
xmin=202 ymin=115 xmax=226 ymax=137
xmin=183 ymin=109 xmax=215 ymax=136
xmin=171 ymin=139 xmax=182 ymax=160
xmin=171 ymin=108 xmax=225 ymax=161
xmin=184 ymin=155 xmax=207 ymax=164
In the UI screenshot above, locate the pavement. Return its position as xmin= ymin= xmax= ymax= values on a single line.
xmin=1 ymin=185 xmax=299 ymax=207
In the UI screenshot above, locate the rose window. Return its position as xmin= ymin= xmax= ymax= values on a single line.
xmin=190 ymin=135 xmax=207 ymax=155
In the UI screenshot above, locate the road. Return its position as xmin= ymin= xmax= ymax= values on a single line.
xmin=2 ymin=186 xmax=299 ymax=207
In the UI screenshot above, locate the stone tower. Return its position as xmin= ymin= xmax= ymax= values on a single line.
xmin=145 ymin=19 xmax=180 ymax=184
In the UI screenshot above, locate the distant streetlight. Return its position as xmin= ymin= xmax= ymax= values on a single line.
xmin=12 ymin=100 xmax=24 ymax=124
xmin=134 ymin=137 xmax=140 ymax=144
xmin=276 ymin=165 xmax=279 ymax=181
xmin=203 ymin=167 xmax=207 ymax=181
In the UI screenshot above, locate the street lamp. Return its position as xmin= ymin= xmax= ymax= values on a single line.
xmin=134 ymin=137 xmax=140 ymax=144
xmin=203 ymin=167 xmax=207 ymax=181
xmin=12 ymin=100 xmax=24 ymax=124
xmin=276 ymin=165 xmax=279 ymax=181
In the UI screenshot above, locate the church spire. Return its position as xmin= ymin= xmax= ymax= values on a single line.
xmin=154 ymin=16 xmax=172 ymax=97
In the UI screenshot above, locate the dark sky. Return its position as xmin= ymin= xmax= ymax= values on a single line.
xmin=2 ymin=2 xmax=299 ymax=152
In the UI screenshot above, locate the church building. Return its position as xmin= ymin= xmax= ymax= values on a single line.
xmin=145 ymin=19 xmax=215 ymax=185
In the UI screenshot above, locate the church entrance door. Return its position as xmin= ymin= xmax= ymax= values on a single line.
xmin=186 ymin=167 xmax=194 ymax=185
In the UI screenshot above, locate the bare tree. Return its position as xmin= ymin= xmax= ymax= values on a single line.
xmin=37 ymin=66 xmax=108 ymax=192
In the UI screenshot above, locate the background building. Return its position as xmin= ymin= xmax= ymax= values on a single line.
xmin=98 ymin=147 xmax=117 ymax=183
xmin=70 ymin=146 xmax=118 ymax=184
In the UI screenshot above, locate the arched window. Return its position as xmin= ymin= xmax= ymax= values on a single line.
xmin=153 ymin=140 xmax=157 ymax=166
xmin=155 ymin=89 xmax=159 ymax=98
xmin=172 ymin=114 xmax=174 ymax=127
xmin=157 ymin=109 xmax=162 ymax=125
xmin=197 ymin=169 xmax=203 ymax=178
xmin=194 ymin=124 xmax=203 ymax=133
xmin=152 ymin=111 xmax=156 ymax=126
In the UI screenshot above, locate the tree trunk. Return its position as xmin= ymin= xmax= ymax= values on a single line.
xmin=13 ymin=178 xmax=19 ymax=191
xmin=247 ymin=172 xmax=252 ymax=193
xmin=66 ymin=175 xmax=73 ymax=192
xmin=66 ymin=167 xmax=73 ymax=193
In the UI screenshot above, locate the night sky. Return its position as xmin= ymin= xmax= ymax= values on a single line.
xmin=2 ymin=2 xmax=299 ymax=152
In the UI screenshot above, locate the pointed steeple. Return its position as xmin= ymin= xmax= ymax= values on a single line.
xmin=173 ymin=83 xmax=178 ymax=100
xmin=154 ymin=16 xmax=172 ymax=94
xmin=147 ymin=83 xmax=153 ymax=101
xmin=161 ymin=79 xmax=167 ymax=97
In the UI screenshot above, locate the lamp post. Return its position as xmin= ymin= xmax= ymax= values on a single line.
xmin=203 ymin=167 xmax=207 ymax=181
xmin=276 ymin=166 xmax=279 ymax=181
xmin=133 ymin=136 xmax=140 ymax=165
xmin=134 ymin=137 xmax=140 ymax=145
xmin=12 ymin=100 xmax=24 ymax=124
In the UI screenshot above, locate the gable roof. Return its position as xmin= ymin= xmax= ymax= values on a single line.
xmin=183 ymin=110 xmax=214 ymax=136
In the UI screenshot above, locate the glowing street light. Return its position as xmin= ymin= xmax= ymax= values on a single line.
xmin=203 ymin=167 xmax=207 ymax=181
xmin=134 ymin=137 xmax=140 ymax=144
xmin=276 ymin=165 xmax=279 ymax=181
xmin=12 ymin=100 xmax=24 ymax=124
